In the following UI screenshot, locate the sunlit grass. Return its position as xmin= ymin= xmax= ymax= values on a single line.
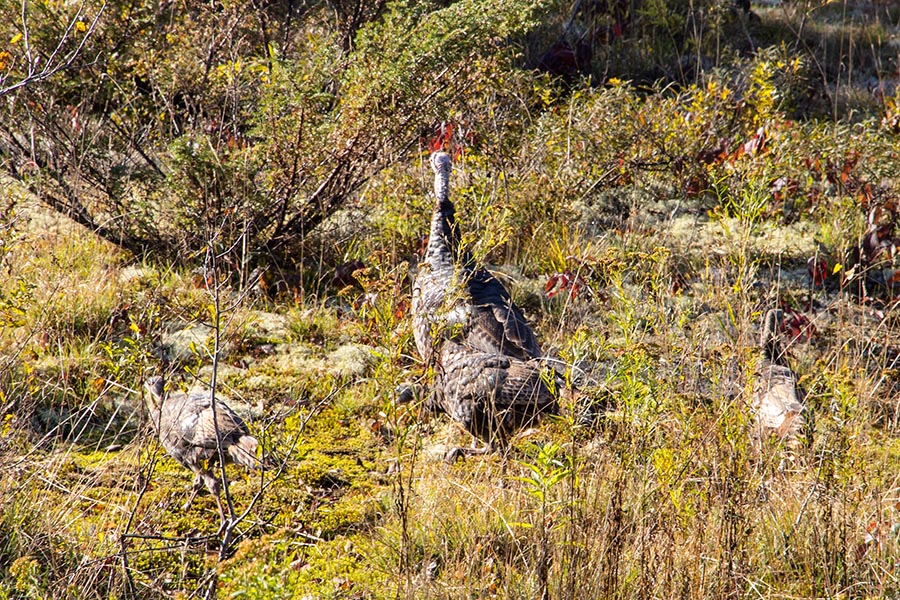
xmin=4 ymin=17 xmax=900 ymax=598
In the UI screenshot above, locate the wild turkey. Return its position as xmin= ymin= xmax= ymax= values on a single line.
xmin=143 ymin=376 xmax=262 ymax=521
xmin=412 ymin=152 xmax=556 ymax=459
xmin=427 ymin=341 xmax=559 ymax=460
xmin=751 ymin=309 xmax=810 ymax=463
xmin=412 ymin=151 xmax=542 ymax=364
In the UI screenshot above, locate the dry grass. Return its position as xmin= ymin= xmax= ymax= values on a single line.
xmin=3 ymin=4 xmax=900 ymax=599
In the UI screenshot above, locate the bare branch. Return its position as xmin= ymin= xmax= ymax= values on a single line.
xmin=0 ymin=2 xmax=107 ymax=97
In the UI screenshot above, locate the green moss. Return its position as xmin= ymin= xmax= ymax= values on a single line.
xmin=220 ymin=534 xmax=391 ymax=600
xmin=287 ymin=305 xmax=352 ymax=350
xmin=125 ymin=540 xmax=211 ymax=593
xmin=308 ymin=491 xmax=382 ymax=540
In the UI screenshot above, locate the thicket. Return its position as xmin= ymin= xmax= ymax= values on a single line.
xmin=0 ymin=0 xmax=561 ymax=271
xmin=1 ymin=0 xmax=900 ymax=598
xmin=4 ymin=0 xmax=892 ymax=272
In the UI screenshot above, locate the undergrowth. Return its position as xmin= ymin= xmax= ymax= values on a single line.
xmin=3 ymin=2 xmax=900 ymax=599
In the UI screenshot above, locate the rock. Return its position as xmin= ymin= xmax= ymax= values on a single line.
xmin=326 ymin=344 xmax=378 ymax=379
xmin=244 ymin=310 xmax=290 ymax=342
xmin=159 ymin=323 xmax=225 ymax=363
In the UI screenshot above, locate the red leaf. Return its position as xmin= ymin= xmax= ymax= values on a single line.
xmin=779 ymin=308 xmax=816 ymax=342
xmin=545 ymin=274 xmax=561 ymax=294
xmin=429 ymin=121 xmax=455 ymax=153
xmin=742 ymin=127 xmax=767 ymax=157
xmin=807 ymin=256 xmax=829 ymax=288
xmin=546 ymin=270 xmax=588 ymax=300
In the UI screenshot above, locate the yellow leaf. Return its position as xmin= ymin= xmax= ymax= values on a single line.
xmin=75 ymin=21 xmax=87 ymax=33
xmin=10 ymin=33 xmax=22 ymax=45
xmin=833 ymin=263 xmax=843 ymax=275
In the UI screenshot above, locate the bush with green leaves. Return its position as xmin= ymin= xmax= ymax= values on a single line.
xmin=0 ymin=0 xmax=562 ymax=273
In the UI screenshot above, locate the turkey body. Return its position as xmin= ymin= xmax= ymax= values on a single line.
xmin=429 ymin=342 xmax=558 ymax=450
xmin=754 ymin=362 xmax=805 ymax=439
xmin=752 ymin=310 xmax=809 ymax=457
xmin=412 ymin=153 xmax=556 ymax=457
xmin=412 ymin=153 xmax=542 ymax=365
xmin=144 ymin=376 xmax=261 ymax=520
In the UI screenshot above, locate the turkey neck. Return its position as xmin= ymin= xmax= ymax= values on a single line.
xmin=424 ymin=164 xmax=461 ymax=271
xmin=143 ymin=393 xmax=163 ymax=431
xmin=761 ymin=310 xmax=787 ymax=367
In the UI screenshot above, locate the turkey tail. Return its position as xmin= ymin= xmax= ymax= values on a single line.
xmin=228 ymin=434 xmax=262 ymax=470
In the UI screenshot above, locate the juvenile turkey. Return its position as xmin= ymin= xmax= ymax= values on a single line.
xmin=412 ymin=152 xmax=557 ymax=459
xmin=144 ymin=376 xmax=262 ymax=521
xmin=412 ymin=151 xmax=542 ymax=364
xmin=751 ymin=309 xmax=810 ymax=462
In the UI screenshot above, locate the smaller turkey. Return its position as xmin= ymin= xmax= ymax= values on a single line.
xmin=144 ymin=375 xmax=263 ymax=522
xmin=751 ymin=309 xmax=811 ymax=463
xmin=427 ymin=341 xmax=559 ymax=461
